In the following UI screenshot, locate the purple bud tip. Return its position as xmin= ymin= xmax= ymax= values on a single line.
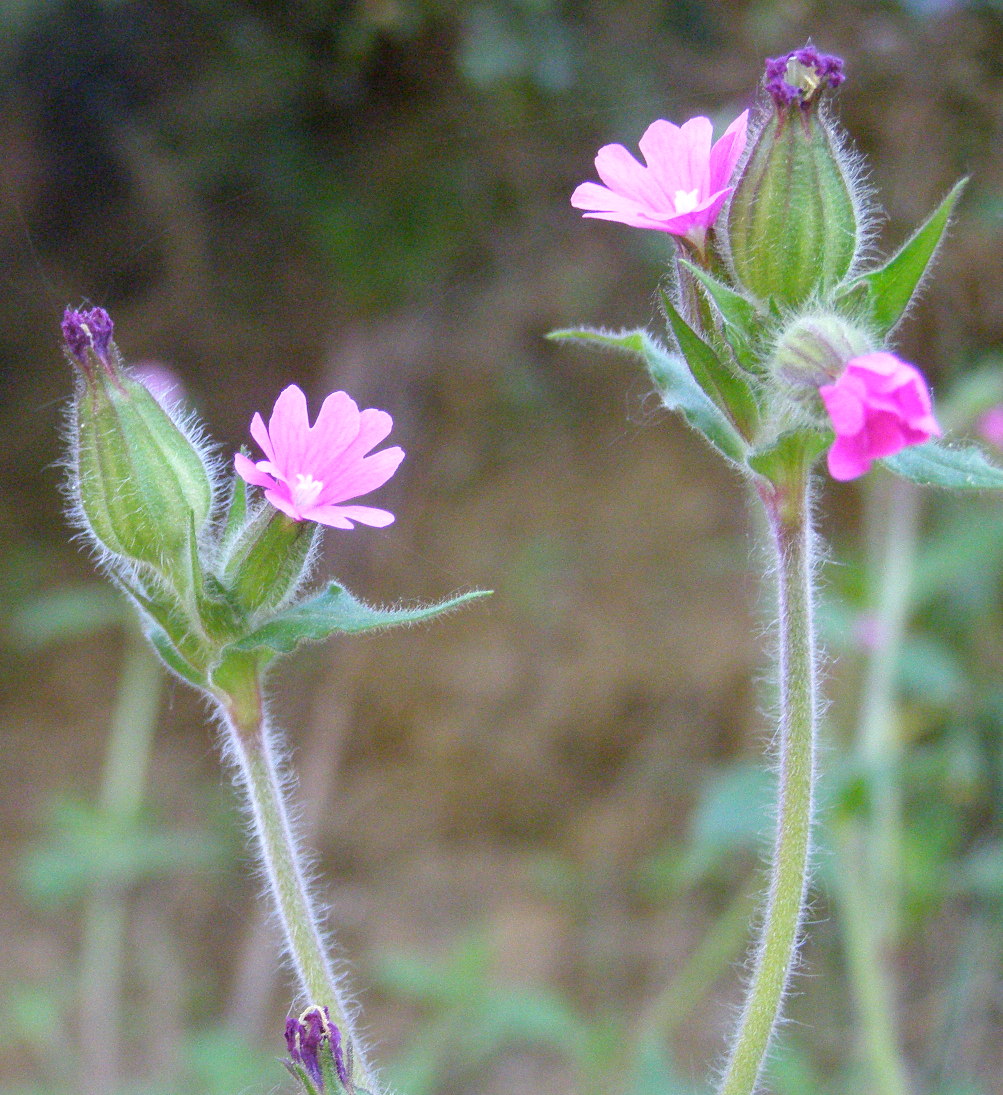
xmin=329 ymin=1021 xmax=349 ymax=1088
xmin=285 ymin=1016 xmax=302 ymax=1061
xmin=286 ymin=1005 xmax=348 ymax=1091
xmin=764 ymin=47 xmax=845 ymax=109
xmin=62 ymin=306 xmax=115 ymax=365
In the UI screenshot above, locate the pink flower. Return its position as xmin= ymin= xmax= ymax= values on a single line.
xmin=570 ymin=111 xmax=749 ymax=247
xmin=819 ymin=352 xmax=941 ymax=481
xmin=977 ymin=405 xmax=1003 ymax=449
xmin=234 ymin=385 xmax=404 ymax=528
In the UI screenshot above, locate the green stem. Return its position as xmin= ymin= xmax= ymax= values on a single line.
xmin=833 ymin=825 xmax=910 ymax=1095
xmin=216 ymin=661 xmax=375 ymax=1092
xmin=639 ymin=883 xmax=757 ymax=1044
xmin=716 ymin=477 xmax=818 ymax=1095
xmin=857 ymin=472 xmax=919 ymax=946
xmin=831 ymin=470 xmax=918 ymax=1095
xmin=79 ymin=631 xmax=163 ymax=1095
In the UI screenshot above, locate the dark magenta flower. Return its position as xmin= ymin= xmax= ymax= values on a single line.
xmin=235 ymin=385 xmax=404 ymax=529
xmin=819 ymin=352 xmax=941 ymax=480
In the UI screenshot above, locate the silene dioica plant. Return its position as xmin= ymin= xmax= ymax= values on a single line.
xmin=557 ymin=45 xmax=1003 ymax=1095
xmin=61 ymin=308 xmax=486 ymax=1094
xmin=56 ymin=43 xmax=1003 ymax=1095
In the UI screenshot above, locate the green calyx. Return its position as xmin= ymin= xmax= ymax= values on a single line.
xmin=727 ymin=109 xmax=858 ymax=308
xmin=75 ymin=369 xmax=213 ymax=573
xmin=221 ymin=503 xmax=320 ymax=617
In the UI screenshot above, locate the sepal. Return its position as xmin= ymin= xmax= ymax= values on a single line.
xmin=221 ymin=507 xmax=321 ymax=617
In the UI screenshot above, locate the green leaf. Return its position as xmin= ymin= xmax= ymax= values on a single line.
xmin=747 ymin=429 xmax=829 ymax=486
xmin=548 ymin=327 xmax=747 ymax=463
xmin=883 ymin=438 xmax=1003 ymax=489
xmin=679 ymin=261 xmax=759 ymax=332
xmin=844 ymin=178 xmax=967 ymax=334
xmin=230 ymin=581 xmax=491 ymax=655
xmin=660 ymin=290 xmax=760 ymax=439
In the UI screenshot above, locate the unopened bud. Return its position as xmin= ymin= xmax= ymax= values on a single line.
xmin=770 ymin=312 xmax=873 ymax=393
xmin=66 ymin=307 xmax=213 ymax=573
xmin=284 ymin=1007 xmax=353 ymax=1095
xmin=727 ymin=48 xmax=858 ymax=307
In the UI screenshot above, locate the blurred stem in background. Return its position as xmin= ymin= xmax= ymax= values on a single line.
xmin=78 ymin=624 xmax=164 ymax=1095
xmin=834 ymin=470 xmax=919 ymax=1095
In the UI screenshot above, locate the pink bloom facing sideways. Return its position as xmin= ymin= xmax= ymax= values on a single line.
xmin=235 ymin=384 xmax=404 ymax=528
xmin=571 ymin=111 xmax=749 ymax=244
xmin=819 ymin=353 xmax=941 ymax=481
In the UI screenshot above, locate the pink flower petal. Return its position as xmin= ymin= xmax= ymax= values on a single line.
xmin=572 ymin=111 xmax=748 ymax=240
xmin=821 ymin=353 xmax=940 ymax=481
xmin=319 ymin=445 xmax=405 ymax=504
xmin=307 ymin=390 xmax=360 ymax=466
xmin=267 ymin=385 xmax=311 ymax=479
xmin=263 ymin=485 xmax=303 ymax=520
xmin=708 ymin=110 xmax=749 ymax=193
xmin=827 ymin=434 xmax=874 ymax=481
xmin=592 ymin=143 xmax=669 ymax=212
xmin=249 ymin=412 xmax=276 ymax=465
xmin=237 ymin=386 xmax=404 ymax=528
xmin=234 ymin=451 xmax=279 ymax=490
xmin=638 ymin=117 xmax=709 ymax=201
xmin=304 ymin=504 xmax=396 ymax=528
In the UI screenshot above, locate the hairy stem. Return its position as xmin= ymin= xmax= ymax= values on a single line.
xmin=716 ymin=477 xmax=818 ymax=1095
xmin=217 ymin=661 xmax=375 ymax=1092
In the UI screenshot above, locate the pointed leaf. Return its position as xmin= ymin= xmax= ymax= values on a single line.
xmin=883 ymin=438 xmax=1003 ymax=490
xmin=679 ymin=260 xmax=762 ymax=362
xmin=660 ymin=290 xmax=760 ymax=438
xmin=844 ymin=179 xmax=966 ymax=334
xmin=548 ymin=327 xmax=747 ymax=464
xmin=230 ymin=581 xmax=491 ymax=655
xmin=672 ymin=267 xmax=765 ymax=375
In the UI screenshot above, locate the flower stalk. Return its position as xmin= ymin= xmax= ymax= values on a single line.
xmin=717 ymin=472 xmax=818 ymax=1095
xmin=214 ymin=657 xmax=375 ymax=1093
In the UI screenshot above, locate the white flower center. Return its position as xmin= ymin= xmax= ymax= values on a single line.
xmin=292 ymin=472 xmax=324 ymax=510
xmin=672 ymin=188 xmax=701 ymax=214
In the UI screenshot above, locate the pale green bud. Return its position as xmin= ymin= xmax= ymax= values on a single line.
xmin=727 ymin=49 xmax=859 ymax=307
xmin=65 ymin=308 xmax=213 ymax=573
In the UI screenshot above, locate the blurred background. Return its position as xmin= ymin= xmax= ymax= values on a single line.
xmin=3 ymin=1 xmax=1003 ymax=1093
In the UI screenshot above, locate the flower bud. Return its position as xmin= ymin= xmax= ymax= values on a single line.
xmin=284 ymin=1007 xmax=353 ymax=1095
xmin=770 ymin=312 xmax=874 ymax=393
xmin=66 ymin=307 xmax=213 ymax=572
xmin=727 ymin=48 xmax=858 ymax=307
xmin=221 ymin=503 xmax=320 ymax=616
